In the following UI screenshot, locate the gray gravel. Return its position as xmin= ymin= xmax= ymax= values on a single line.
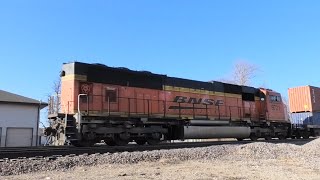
xmin=1 ymin=138 xmax=319 ymax=176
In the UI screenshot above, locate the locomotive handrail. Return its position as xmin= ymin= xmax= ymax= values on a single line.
xmin=78 ymin=94 xmax=258 ymax=121
xmin=108 ymin=96 xmax=110 ymax=116
xmin=78 ymin=94 xmax=88 ymax=115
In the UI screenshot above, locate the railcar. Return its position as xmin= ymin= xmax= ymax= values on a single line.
xmin=46 ymin=62 xmax=318 ymax=146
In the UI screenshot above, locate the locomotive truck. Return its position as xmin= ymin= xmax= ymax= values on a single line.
xmin=46 ymin=62 xmax=320 ymax=146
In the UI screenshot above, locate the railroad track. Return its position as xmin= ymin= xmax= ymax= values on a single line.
xmin=0 ymin=138 xmax=314 ymax=160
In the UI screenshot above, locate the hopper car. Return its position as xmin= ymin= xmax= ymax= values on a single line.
xmin=46 ymin=62 xmax=320 ymax=146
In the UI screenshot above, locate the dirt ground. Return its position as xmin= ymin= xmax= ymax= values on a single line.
xmin=4 ymin=158 xmax=320 ymax=180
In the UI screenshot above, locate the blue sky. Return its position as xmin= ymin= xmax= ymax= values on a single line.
xmin=1 ymin=1 xmax=320 ymax=122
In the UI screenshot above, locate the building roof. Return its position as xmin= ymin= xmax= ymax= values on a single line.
xmin=0 ymin=89 xmax=48 ymax=109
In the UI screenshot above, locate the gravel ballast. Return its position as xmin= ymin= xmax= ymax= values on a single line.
xmin=1 ymin=138 xmax=320 ymax=176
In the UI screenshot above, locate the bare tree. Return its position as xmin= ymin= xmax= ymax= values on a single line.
xmin=48 ymin=76 xmax=61 ymax=115
xmin=281 ymin=96 xmax=290 ymax=121
xmin=53 ymin=77 xmax=61 ymax=96
xmin=232 ymin=61 xmax=259 ymax=86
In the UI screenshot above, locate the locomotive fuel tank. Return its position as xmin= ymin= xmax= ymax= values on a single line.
xmin=183 ymin=126 xmax=250 ymax=139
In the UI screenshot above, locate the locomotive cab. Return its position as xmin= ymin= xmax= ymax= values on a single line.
xmin=259 ymin=88 xmax=286 ymax=122
xmin=244 ymin=88 xmax=289 ymax=140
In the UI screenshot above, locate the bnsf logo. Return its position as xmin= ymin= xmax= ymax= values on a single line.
xmin=173 ymin=96 xmax=223 ymax=106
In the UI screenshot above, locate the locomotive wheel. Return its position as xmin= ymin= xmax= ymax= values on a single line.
xmin=114 ymin=135 xmax=129 ymax=146
xmin=249 ymin=134 xmax=258 ymax=141
xmin=264 ymin=136 xmax=272 ymax=141
xmin=147 ymin=139 xmax=160 ymax=145
xmin=115 ymin=139 xmax=129 ymax=146
xmin=81 ymin=141 xmax=95 ymax=147
xmin=236 ymin=138 xmax=244 ymax=141
xmin=105 ymin=139 xmax=116 ymax=146
xmin=135 ymin=139 xmax=147 ymax=145
xmin=277 ymin=135 xmax=286 ymax=140
xmin=70 ymin=140 xmax=95 ymax=147
xmin=303 ymin=135 xmax=310 ymax=139
xmin=70 ymin=140 xmax=81 ymax=147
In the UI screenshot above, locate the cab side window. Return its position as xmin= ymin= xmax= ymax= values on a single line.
xmin=270 ymin=95 xmax=281 ymax=102
xmin=105 ymin=89 xmax=117 ymax=102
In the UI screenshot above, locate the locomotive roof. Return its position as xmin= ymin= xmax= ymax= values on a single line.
xmin=64 ymin=61 xmax=164 ymax=77
xmin=64 ymin=62 xmax=260 ymax=95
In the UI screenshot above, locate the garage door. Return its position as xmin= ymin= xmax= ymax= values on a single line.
xmin=6 ymin=128 xmax=33 ymax=147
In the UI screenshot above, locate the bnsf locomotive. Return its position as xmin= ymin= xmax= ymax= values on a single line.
xmin=46 ymin=62 xmax=319 ymax=146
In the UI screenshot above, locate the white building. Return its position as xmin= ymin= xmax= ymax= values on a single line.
xmin=0 ymin=90 xmax=47 ymax=147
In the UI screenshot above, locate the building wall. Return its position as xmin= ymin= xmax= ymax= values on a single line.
xmin=0 ymin=103 xmax=39 ymax=147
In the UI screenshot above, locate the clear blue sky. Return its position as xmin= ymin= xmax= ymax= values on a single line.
xmin=1 ymin=1 xmax=320 ymax=116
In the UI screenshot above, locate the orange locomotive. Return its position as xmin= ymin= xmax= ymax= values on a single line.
xmin=47 ymin=62 xmax=289 ymax=146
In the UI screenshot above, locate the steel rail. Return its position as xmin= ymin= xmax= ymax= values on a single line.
xmin=0 ymin=138 xmax=314 ymax=160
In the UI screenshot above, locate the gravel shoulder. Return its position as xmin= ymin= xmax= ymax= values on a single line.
xmin=4 ymin=158 xmax=320 ymax=180
xmin=2 ymin=138 xmax=320 ymax=180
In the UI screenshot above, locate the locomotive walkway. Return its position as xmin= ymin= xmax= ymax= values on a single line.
xmin=0 ymin=138 xmax=314 ymax=160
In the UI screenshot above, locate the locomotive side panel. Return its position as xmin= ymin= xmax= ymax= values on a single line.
xmin=60 ymin=75 xmax=87 ymax=115
xmin=164 ymin=89 xmax=212 ymax=118
xmin=75 ymin=83 xmax=267 ymax=121
xmin=76 ymin=82 xmax=167 ymax=117
xmin=60 ymin=63 xmax=288 ymax=123
xmin=224 ymin=95 xmax=241 ymax=120
xmin=60 ymin=79 xmax=75 ymax=114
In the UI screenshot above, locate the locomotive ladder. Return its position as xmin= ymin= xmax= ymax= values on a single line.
xmin=259 ymin=114 xmax=266 ymax=120
xmin=65 ymin=114 xmax=80 ymax=144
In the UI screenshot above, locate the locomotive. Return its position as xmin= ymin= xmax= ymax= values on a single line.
xmin=46 ymin=62 xmax=320 ymax=146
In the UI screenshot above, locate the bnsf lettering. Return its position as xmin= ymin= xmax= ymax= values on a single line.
xmin=173 ymin=96 xmax=223 ymax=106
xmin=173 ymin=96 xmax=188 ymax=103
xmin=203 ymin=99 xmax=214 ymax=105
xmin=188 ymin=98 xmax=202 ymax=104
